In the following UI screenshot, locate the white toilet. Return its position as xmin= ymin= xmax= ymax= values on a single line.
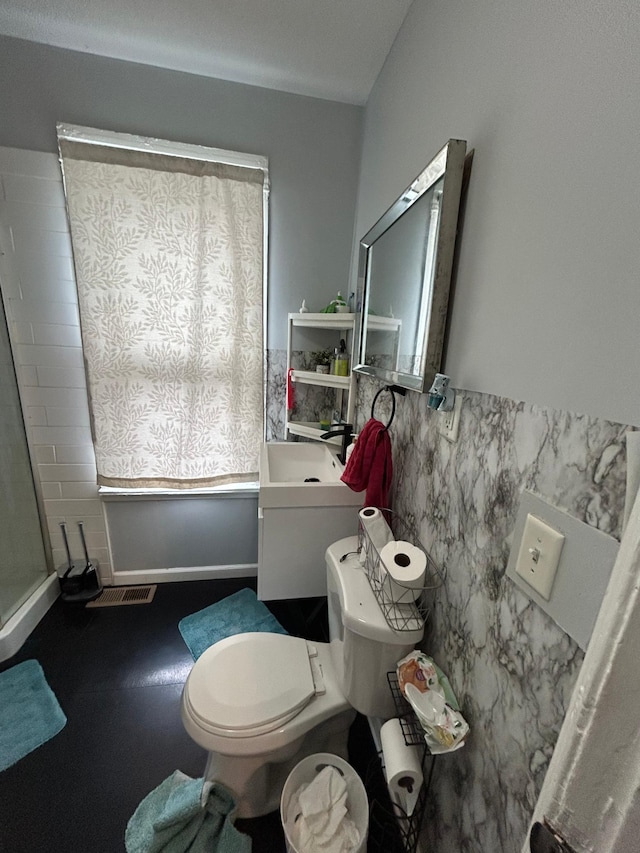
xmin=181 ymin=535 xmax=424 ymax=817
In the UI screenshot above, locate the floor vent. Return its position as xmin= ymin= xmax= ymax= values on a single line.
xmin=86 ymin=585 xmax=157 ymax=608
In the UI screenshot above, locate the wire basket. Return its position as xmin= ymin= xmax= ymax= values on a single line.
xmin=366 ymin=673 xmax=438 ymax=853
xmin=368 ymin=776 xmax=431 ymax=853
xmin=358 ymin=509 xmax=443 ymax=633
xmin=386 ymin=671 xmax=428 ymax=747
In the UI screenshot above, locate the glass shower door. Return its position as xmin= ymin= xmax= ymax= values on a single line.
xmin=0 ymin=294 xmax=49 ymax=625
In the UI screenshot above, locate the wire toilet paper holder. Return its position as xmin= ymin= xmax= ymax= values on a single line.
xmin=365 ymin=671 xmax=437 ymax=853
xmin=358 ymin=509 xmax=444 ymax=633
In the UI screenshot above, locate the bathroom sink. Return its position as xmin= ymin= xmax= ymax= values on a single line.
xmin=259 ymin=441 xmax=363 ymax=509
xmin=258 ymin=442 xmax=365 ymax=598
xmin=264 ymin=441 xmax=343 ymax=483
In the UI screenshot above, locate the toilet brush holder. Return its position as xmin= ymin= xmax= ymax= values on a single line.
xmin=57 ymin=560 xmax=102 ymax=602
xmin=57 ymin=521 xmax=103 ymax=604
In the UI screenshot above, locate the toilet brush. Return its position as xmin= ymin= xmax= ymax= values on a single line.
xmin=59 ymin=522 xmax=74 ymax=576
xmin=58 ymin=522 xmax=82 ymax=596
xmin=78 ymin=521 xmax=91 ymax=572
xmin=75 ymin=521 xmax=101 ymax=597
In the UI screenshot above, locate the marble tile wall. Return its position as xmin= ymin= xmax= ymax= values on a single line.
xmin=266 ymin=349 xmax=286 ymax=441
xmin=266 ymin=354 xmax=631 ymax=848
xmin=356 ymin=375 xmax=630 ymax=851
xmin=266 ymin=349 xmax=343 ymax=442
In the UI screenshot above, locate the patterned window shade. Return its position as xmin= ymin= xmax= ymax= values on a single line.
xmin=59 ymin=137 xmax=266 ymax=489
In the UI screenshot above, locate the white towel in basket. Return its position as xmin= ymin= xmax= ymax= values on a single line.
xmin=285 ymin=765 xmax=361 ymax=853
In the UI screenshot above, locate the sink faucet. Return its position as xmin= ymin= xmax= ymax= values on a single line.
xmin=321 ymin=423 xmax=353 ymax=465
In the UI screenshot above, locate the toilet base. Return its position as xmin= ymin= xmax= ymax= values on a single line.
xmin=203 ymin=708 xmax=356 ymax=818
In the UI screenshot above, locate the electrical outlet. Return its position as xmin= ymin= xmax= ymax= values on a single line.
xmin=515 ymin=514 xmax=565 ymax=600
xmin=438 ymin=394 xmax=462 ymax=442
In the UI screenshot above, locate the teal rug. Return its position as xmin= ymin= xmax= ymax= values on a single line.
xmin=178 ymin=588 xmax=288 ymax=660
xmin=0 ymin=659 xmax=66 ymax=772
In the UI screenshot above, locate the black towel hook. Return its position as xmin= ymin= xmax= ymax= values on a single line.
xmin=371 ymin=384 xmax=406 ymax=430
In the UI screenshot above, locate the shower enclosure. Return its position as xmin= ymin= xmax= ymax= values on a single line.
xmin=0 ymin=293 xmax=51 ymax=632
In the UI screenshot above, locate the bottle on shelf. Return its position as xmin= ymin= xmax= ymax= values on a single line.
xmin=334 ymin=291 xmax=348 ymax=313
xmin=285 ymin=311 xmax=355 ymax=444
xmin=331 ymin=338 xmax=349 ymax=376
xmin=320 ymin=291 xmax=349 ymax=314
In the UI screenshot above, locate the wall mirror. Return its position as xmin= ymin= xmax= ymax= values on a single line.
xmin=354 ymin=139 xmax=467 ymax=393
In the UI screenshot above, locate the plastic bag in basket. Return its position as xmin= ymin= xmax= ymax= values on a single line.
xmin=396 ymin=650 xmax=469 ymax=754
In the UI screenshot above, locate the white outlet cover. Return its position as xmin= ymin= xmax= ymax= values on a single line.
xmin=514 ymin=513 xmax=565 ymax=599
xmin=438 ymin=394 xmax=462 ymax=442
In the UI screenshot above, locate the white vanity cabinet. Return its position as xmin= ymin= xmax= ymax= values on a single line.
xmin=257 ymin=502 xmax=361 ymax=600
xmin=257 ymin=441 xmax=365 ymax=600
xmin=285 ymin=312 xmax=357 ymax=442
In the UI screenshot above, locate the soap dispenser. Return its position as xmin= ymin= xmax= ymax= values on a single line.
xmin=332 ymin=339 xmax=349 ymax=376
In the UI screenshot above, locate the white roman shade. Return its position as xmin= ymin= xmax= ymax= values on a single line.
xmin=58 ymin=125 xmax=268 ymax=488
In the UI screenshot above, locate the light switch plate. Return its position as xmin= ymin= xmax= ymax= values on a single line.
xmin=515 ymin=513 xmax=565 ymax=599
xmin=506 ymin=491 xmax=619 ymax=650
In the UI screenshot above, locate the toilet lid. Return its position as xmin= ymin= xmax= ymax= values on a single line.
xmin=185 ymin=632 xmax=317 ymax=737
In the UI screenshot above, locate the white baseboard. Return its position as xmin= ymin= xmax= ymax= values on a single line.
xmin=0 ymin=573 xmax=59 ymax=662
xmin=110 ymin=563 xmax=258 ymax=586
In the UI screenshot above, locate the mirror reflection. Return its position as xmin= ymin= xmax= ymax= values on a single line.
xmin=355 ymin=140 xmax=467 ymax=393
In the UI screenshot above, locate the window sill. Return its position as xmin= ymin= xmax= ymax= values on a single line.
xmin=99 ymin=483 xmax=259 ymax=502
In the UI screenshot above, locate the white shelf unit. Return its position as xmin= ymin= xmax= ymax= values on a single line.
xmin=285 ymin=312 xmax=357 ymax=443
xmin=360 ymin=314 xmax=403 ymax=375
xmin=367 ymin=315 xmax=402 ymax=332
xmin=288 ymin=371 xmax=350 ymax=389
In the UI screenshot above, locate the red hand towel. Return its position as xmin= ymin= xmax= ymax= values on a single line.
xmin=340 ymin=417 xmax=393 ymax=509
xmin=287 ymin=368 xmax=295 ymax=411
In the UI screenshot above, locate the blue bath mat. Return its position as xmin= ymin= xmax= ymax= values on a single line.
xmin=0 ymin=659 xmax=67 ymax=772
xmin=178 ymin=588 xmax=288 ymax=660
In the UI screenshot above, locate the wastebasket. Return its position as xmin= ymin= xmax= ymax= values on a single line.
xmin=280 ymin=752 xmax=369 ymax=853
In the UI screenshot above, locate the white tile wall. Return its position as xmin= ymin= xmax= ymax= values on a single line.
xmin=36 ymin=366 xmax=87 ymax=388
xmin=32 ymin=323 xmax=82 ymax=347
xmin=17 ymin=345 xmax=84 ymax=368
xmin=26 ymin=406 xmax=47 ymax=426
xmin=0 ymin=147 xmax=112 ymax=583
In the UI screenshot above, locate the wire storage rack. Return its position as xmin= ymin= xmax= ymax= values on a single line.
xmin=358 ymin=510 xmax=444 ymax=633
xmin=367 ymin=672 xmax=436 ymax=853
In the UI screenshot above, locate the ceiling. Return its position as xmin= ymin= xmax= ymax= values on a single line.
xmin=0 ymin=0 xmax=414 ymax=105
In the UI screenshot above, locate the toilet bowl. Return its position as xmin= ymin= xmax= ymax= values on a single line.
xmin=181 ymin=632 xmax=355 ymax=817
xmin=181 ymin=536 xmax=424 ymax=818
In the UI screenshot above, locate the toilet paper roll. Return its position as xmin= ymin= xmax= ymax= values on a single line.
xmin=380 ymin=718 xmax=423 ymax=817
xmin=358 ymin=506 xmax=394 ymax=568
xmin=380 ymin=540 xmax=427 ymax=602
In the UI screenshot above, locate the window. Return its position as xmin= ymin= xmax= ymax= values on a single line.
xmin=58 ymin=125 xmax=268 ymax=489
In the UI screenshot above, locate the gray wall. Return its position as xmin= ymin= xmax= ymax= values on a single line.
xmin=0 ymin=35 xmax=363 ymax=351
xmin=352 ymin=2 xmax=640 ymax=849
xmin=104 ymin=494 xmax=258 ymax=573
xmin=355 ymin=0 xmax=640 ymax=427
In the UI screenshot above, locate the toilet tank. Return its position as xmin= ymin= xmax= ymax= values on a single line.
xmin=326 ymin=536 xmax=424 ymax=719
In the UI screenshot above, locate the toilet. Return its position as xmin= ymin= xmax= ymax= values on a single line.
xmin=181 ymin=535 xmax=424 ymax=818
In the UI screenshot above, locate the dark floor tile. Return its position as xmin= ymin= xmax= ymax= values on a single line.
xmin=4 ymin=578 xmax=261 ymax=696
xmin=0 ymin=683 xmax=206 ymax=853
xmin=236 ymin=812 xmax=286 ymax=852
xmin=0 ymin=580 xmax=397 ymax=853
xmin=267 ymin=596 xmax=329 ymax=642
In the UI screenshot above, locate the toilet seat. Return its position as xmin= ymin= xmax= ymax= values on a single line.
xmin=184 ymin=633 xmax=326 ymax=738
